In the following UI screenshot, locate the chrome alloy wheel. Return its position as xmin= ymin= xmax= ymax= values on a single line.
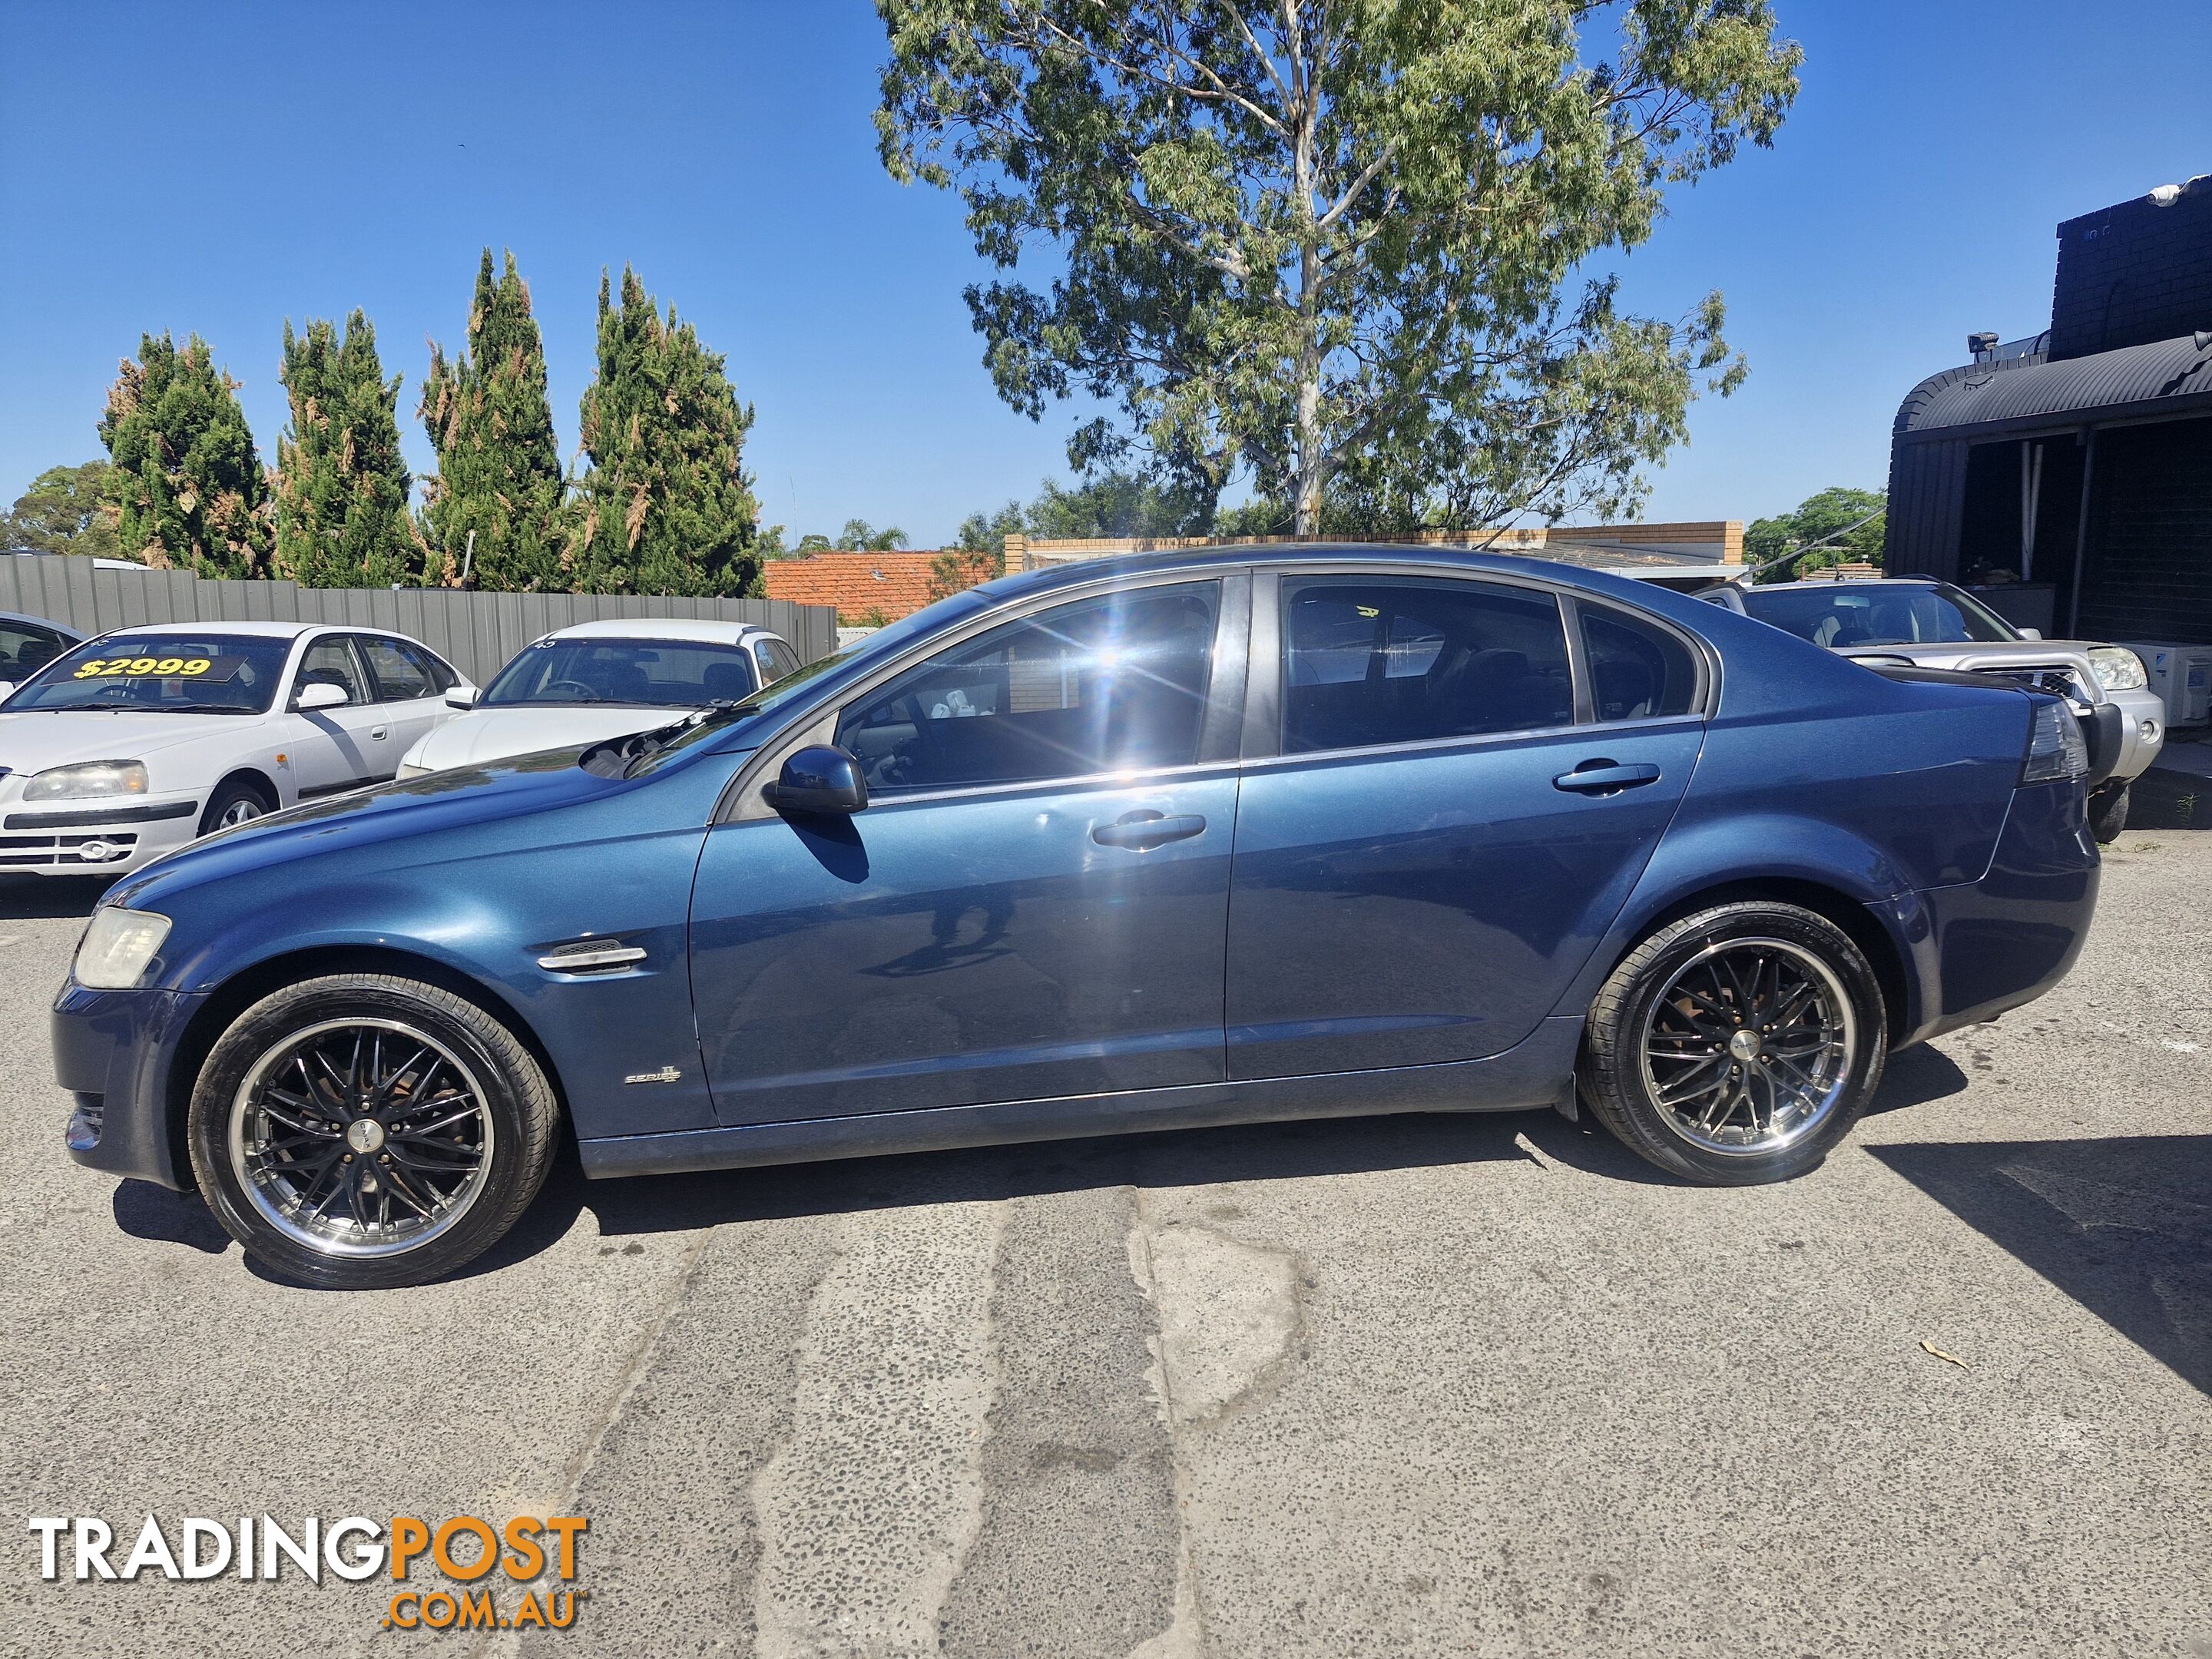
xmin=214 ymin=797 xmax=264 ymax=829
xmin=228 ymin=1018 xmax=495 ymax=1257
xmin=1638 ymin=938 xmax=1856 ymax=1154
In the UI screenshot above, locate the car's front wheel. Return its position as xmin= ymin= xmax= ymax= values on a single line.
xmin=185 ymin=974 xmax=558 ymax=1289
xmin=1578 ymin=901 xmax=1888 ymax=1184
xmin=198 ymin=776 xmax=273 ymax=836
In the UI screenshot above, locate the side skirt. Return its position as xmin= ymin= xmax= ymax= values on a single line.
xmin=577 ymin=1014 xmax=1587 ymax=1180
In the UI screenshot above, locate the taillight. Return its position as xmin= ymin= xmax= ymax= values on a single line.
xmin=2020 ymin=697 xmax=2088 ymax=784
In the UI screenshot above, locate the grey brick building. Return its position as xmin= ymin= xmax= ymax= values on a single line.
xmin=1885 ymin=177 xmax=2212 ymax=643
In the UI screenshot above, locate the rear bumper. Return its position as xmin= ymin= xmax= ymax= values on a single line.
xmin=1879 ymin=780 xmax=2100 ymax=1048
xmin=52 ymin=980 xmax=207 ymax=1189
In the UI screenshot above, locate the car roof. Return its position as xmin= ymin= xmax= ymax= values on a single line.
xmin=1752 ymin=577 xmax=1945 ymax=593
xmin=101 ymin=619 xmax=331 ymax=639
xmin=2 ymin=609 xmax=83 ymax=637
xmin=538 ymin=618 xmax=773 ymax=644
xmin=965 ymin=541 xmax=1755 ymax=610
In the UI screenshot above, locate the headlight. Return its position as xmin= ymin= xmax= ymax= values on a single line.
xmin=396 ymin=762 xmax=433 ymax=780
xmin=2021 ymin=698 xmax=2088 ymax=784
xmin=73 ymin=906 xmax=172 ymax=989
xmin=23 ymin=760 xmax=151 ymax=802
xmin=2087 ymin=646 xmax=2147 ymax=692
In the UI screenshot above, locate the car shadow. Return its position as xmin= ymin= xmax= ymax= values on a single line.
xmin=0 ymin=875 xmax=114 ymax=919
xmin=111 ymin=1178 xmax=231 ymax=1254
xmin=1868 ymin=1134 xmax=2212 ymax=1396
xmin=92 ymin=1041 xmax=2006 ymax=1287
xmin=493 ymin=1107 xmax=1551 ymax=1272
xmin=1864 ymin=1042 xmax=1972 ymax=1115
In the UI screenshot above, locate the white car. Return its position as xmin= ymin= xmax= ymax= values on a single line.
xmin=0 ymin=621 xmax=471 ymax=876
xmin=396 ymin=618 xmax=800 ymax=778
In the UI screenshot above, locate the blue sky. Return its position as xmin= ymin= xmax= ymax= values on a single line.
xmin=2 ymin=0 xmax=2207 ymax=545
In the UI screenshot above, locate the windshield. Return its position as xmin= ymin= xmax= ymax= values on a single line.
xmin=1741 ymin=582 xmax=2017 ymax=648
xmin=2 ymin=633 xmax=293 ymax=713
xmin=482 ymin=637 xmax=760 ymax=707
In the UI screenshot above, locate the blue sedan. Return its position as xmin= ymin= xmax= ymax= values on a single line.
xmin=54 ymin=548 xmax=2099 ymax=1288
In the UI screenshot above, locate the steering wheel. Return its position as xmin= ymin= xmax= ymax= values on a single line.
xmin=541 ymin=678 xmax=604 ymax=701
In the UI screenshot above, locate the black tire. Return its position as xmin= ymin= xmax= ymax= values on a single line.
xmin=185 ymin=974 xmax=559 ymax=1289
xmin=2088 ymin=782 xmax=2131 ymax=845
xmin=1578 ymin=901 xmax=1888 ymax=1185
xmin=198 ymin=774 xmax=274 ymax=837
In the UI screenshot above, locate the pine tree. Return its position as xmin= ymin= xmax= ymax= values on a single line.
xmin=98 ymin=333 xmax=273 ymax=576
xmin=419 ymin=250 xmax=567 ymax=589
xmin=273 ymin=310 xmax=418 ymax=588
xmin=571 ymin=267 xmax=759 ymax=596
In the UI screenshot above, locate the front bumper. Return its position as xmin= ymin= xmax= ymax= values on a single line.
xmin=53 ymin=979 xmax=209 ymax=1189
xmin=0 ymin=794 xmax=201 ymax=876
xmin=2098 ymin=684 xmax=2165 ymax=785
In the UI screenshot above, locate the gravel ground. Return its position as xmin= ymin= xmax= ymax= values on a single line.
xmin=2 ymin=832 xmax=2206 ymax=1658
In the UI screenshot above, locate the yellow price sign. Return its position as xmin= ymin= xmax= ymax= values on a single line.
xmin=72 ymin=654 xmax=236 ymax=680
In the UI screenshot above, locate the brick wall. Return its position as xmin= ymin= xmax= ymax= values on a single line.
xmin=2050 ymin=183 xmax=2212 ymax=361
xmin=1006 ymin=520 xmax=1743 ymax=571
xmin=761 ymin=551 xmax=944 ymax=622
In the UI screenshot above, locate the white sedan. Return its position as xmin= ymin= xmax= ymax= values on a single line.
xmin=0 ymin=621 xmax=470 ymax=876
xmin=396 ymin=618 xmax=800 ymax=778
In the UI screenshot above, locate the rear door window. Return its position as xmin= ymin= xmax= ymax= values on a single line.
xmin=356 ymin=636 xmax=433 ymax=702
xmin=1280 ymin=578 xmax=1573 ymax=753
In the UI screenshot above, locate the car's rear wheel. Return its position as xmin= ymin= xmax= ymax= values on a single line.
xmin=1578 ymin=902 xmax=1887 ymax=1184
xmin=185 ymin=974 xmax=558 ymax=1289
xmin=198 ymin=776 xmax=273 ymax=836
xmin=2088 ymin=781 xmax=2131 ymax=845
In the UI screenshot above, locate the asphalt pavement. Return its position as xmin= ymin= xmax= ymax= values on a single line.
xmin=2 ymin=834 xmax=2207 ymax=1657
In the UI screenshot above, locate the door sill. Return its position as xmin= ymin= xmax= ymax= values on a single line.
xmin=576 ymin=1016 xmax=1585 ymax=1179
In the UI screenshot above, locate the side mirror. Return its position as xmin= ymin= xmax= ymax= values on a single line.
xmin=294 ymin=681 xmax=350 ymax=712
xmin=2016 ymin=627 xmax=2042 ymax=640
xmin=0 ymin=681 xmax=15 ymax=701
xmin=766 ymin=743 xmax=869 ymax=815
xmin=445 ymin=685 xmax=479 ymax=709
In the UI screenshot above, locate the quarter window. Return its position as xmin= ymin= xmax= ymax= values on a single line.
xmin=1580 ymin=606 xmax=1699 ymax=720
xmin=836 ymin=581 xmax=1220 ymax=795
xmin=1281 ymin=579 xmax=1573 ymax=753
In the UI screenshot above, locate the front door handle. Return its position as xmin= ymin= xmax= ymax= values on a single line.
xmin=1091 ymin=810 xmax=1207 ymax=850
xmin=371 ymin=727 xmax=389 ymax=740
xmin=1553 ymin=760 xmax=1662 ymax=794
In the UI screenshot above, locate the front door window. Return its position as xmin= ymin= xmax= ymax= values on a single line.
xmin=836 ymin=581 xmax=1220 ymax=795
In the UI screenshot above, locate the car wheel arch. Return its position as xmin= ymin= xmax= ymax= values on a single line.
xmin=1575 ymin=876 xmax=1914 ymax=1049
xmin=207 ymin=767 xmax=280 ymax=812
xmin=163 ymin=944 xmax=570 ymax=1185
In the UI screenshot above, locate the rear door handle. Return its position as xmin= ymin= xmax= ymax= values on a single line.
xmin=1091 ymin=810 xmax=1207 ymax=850
xmin=1553 ymin=760 xmax=1662 ymax=794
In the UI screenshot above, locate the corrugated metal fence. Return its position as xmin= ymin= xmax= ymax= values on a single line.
xmin=0 ymin=555 xmax=839 ymax=683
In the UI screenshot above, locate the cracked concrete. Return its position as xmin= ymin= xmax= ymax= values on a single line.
xmin=751 ymin=1201 xmax=1005 ymax=1657
xmin=3 ymin=830 xmax=2210 ymax=1657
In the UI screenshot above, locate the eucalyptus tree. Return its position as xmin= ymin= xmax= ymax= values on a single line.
xmin=878 ymin=1 xmax=1800 ymax=533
